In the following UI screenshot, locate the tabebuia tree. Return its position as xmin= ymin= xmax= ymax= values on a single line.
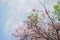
xmin=12 ymin=1 xmax=60 ymax=40
xmin=53 ymin=1 xmax=60 ymax=20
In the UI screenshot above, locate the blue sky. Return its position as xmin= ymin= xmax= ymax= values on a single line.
xmin=0 ymin=0 xmax=58 ymax=40
xmin=0 ymin=1 xmax=8 ymax=40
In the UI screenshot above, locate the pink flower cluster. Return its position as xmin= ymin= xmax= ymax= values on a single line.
xmin=32 ymin=9 xmax=39 ymax=12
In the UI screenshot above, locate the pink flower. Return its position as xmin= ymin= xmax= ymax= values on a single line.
xmin=36 ymin=23 xmax=42 ymax=27
xmin=32 ymin=9 xmax=36 ymax=12
xmin=15 ymin=29 xmax=19 ymax=33
xmin=55 ymin=23 xmax=60 ymax=29
xmin=48 ymin=26 xmax=53 ymax=31
xmin=12 ymin=33 xmax=19 ymax=37
xmin=24 ymin=29 xmax=29 ymax=34
xmin=20 ymin=36 xmax=24 ymax=40
xmin=24 ymin=21 xmax=31 ymax=24
xmin=27 ymin=26 xmax=33 ymax=29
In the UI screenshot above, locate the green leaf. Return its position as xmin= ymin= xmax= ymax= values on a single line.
xmin=31 ymin=13 xmax=34 ymax=16
xmin=57 ymin=1 xmax=60 ymax=4
xmin=58 ymin=17 xmax=60 ymax=20
xmin=53 ymin=4 xmax=59 ymax=10
xmin=53 ymin=1 xmax=60 ymax=21
xmin=35 ymin=13 xmax=38 ymax=17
